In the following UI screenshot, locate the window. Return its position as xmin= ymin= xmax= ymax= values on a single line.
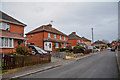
xmin=0 ymin=37 xmax=14 ymax=48
xmin=48 ymin=33 xmax=51 ymax=38
xmin=79 ymin=40 xmax=80 ymax=43
xmin=0 ymin=22 xmax=10 ymax=31
xmin=64 ymin=43 xmax=66 ymax=48
xmin=49 ymin=43 xmax=51 ymax=48
xmin=31 ymin=34 xmax=33 ymax=39
xmin=54 ymin=34 xmax=57 ymax=39
xmin=55 ymin=43 xmax=59 ymax=48
xmin=60 ymin=35 xmax=62 ymax=40
xmin=64 ymin=36 xmax=66 ymax=40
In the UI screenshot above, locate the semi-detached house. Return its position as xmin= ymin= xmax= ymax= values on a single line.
xmin=0 ymin=11 xmax=27 ymax=54
xmin=26 ymin=24 xmax=69 ymax=51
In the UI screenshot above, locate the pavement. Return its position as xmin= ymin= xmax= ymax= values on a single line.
xmin=21 ymin=50 xmax=118 ymax=78
xmin=2 ymin=52 xmax=95 ymax=80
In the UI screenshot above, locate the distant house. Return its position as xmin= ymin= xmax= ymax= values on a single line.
xmin=111 ymin=40 xmax=120 ymax=48
xmin=93 ymin=40 xmax=106 ymax=47
xmin=81 ymin=37 xmax=91 ymax=47
xmin=68 ymin=32 xmax=86 ymax=48
xmin=0 ymin=11 xmax=27 ymax=54
xmin=26 ymin=24 xmax=69 ymax=51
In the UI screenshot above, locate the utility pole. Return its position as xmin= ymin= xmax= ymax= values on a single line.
xmin=91 ymin=28 xmax=94 ymax=53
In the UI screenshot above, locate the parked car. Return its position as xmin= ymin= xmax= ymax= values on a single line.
xmin=107 ymin=47 xmax=111 ymax=50
xmin=29 ymin=45 xmax=48 ymax=55
xmin=88 ymin=46 xmax=99 ymax=52
xmin=111 ymin=47 xmax=115 ymax=51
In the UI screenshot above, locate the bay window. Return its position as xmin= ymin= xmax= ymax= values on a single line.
xmin=0 ymin=37 xmax=14 ymax=48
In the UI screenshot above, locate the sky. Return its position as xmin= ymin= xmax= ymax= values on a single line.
xmin=1 ymin=1 xmax=118 ymax=42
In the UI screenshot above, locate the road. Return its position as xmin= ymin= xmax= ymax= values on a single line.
xmin=22 ymin=50 xmax=118 ymax=78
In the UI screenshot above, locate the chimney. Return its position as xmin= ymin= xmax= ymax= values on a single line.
xmin=72 ymin=32 xmax=76 ymax=35
xmin=47 ymin=24 xmax=52 ymax=28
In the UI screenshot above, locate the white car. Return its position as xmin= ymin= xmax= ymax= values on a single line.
xmin=107 ymin=47 xmax=111 ymax=50
xmin=88 ymin=46 xmax=100 ymax=52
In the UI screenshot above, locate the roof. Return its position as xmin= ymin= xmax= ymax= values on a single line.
xmin=25 ymin=24 xmax=68 ymax=36
xmin=93 ymin=41 xmax=105 ymax=44
xmin=0 ymin=30 xmax=26 ymax=40
xmin=0 ymin=11 xmax=27 ymax=27
xmin=82 ymin=37 xmax=91 ymax=42
xmin=44 ymin=38 xmax=70 ymax=44
xmin=68 ymin=33 xmax=82 ymax=40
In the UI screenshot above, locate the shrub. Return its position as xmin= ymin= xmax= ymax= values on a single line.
xmin=80 ymin=53 xmax=84 ymax=56
xmin=65 ymin=50 xmax=71 ymax=53
xmin=74 ymin=46 xmax=84 ymax=49
xmin=57 ymin=48 xmax=63 ymax=52
xmin=16 ymin=45 xmax=32 ymax=55
xmin=84 ymin=49 xmax=92 ymax=54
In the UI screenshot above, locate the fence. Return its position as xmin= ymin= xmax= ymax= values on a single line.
xmin=2 ymin=54 xmax=51 ymax=70
xmin=51 ymin=52 xmax=66 ymax=59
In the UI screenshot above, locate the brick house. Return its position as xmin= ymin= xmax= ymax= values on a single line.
xmin=93 ymin=40 xmax=106 ymax=48
xmin=111 ymin=40 xmax=120 ymax=48
xmin=0 ymin=11 xmax=27 ymax=54
xmin=81 ymin=37 xmax=91 ymax=47
xmin=68 ymin=32 xmax=86 ymax=48
xmin=25 ymin=24 xmax=69 ymax=51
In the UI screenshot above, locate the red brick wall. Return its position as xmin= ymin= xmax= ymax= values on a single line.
xmin=26 ymin=32 xmax=44 ymax=49
xmin=68 ymin=39 xmax=77 ymax=47
xmin=84 ymin=41 xmax=91 ymax=47
xmin=10 ymin=24 xmax=24 ymax=34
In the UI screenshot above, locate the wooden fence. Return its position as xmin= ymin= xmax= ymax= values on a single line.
xmin=2 ymin=54 xmax=51 ymax=70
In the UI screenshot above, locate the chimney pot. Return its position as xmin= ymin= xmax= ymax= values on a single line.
xmin=72 ymin=32 xmax=76 ymax=35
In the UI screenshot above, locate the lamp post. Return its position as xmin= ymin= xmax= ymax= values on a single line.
xmin=91 ymin=28 xmax=94 ymax=53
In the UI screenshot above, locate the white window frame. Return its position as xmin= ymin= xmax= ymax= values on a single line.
xmin=54 ymin=34 xmax=57 ymax=39
xmin=64 ymin=36 xmax=66 ymax=40
xmin=60 ymin=35 xmax=62 ymax=40
xmin=0 ymin=22 xmax=10 ymax=31
xmin=0 ymin=37 xmax=14 ymax=48
xmin=48 ymin=33 xmax=51 ymax=38
xmin=64 ymin=43 xmax=66 ymax=48
xmin=55 ymin=43 xmax=59 ymax=48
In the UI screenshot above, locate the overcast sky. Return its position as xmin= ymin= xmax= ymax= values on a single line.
xmin=1 ymin=2 xmax=118 ymax=42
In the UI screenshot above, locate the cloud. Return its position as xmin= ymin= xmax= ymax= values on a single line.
xmin=1 ymin=2 xmax=118 ymax=42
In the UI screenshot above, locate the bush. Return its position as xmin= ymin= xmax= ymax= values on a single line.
xmin=57 ymin=48 xmax=63 ymax=52
xmin=65 ymin=50 xmax=71 ymax=53
xmin=84 ymin=49 xmax=92 ymax=54
xmin=73 ymin=46 xmax=84 ymax=54
xmin=16 ymin=45 xmax=32 ymax=55
xmin=74 ymin=46 xmax=84 ymax=49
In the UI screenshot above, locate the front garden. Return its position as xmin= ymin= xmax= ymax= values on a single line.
xmin=52 ymin=46 xmax=92 ymax=59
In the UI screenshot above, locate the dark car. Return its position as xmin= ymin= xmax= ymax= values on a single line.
xmin=111 ymin=47 xmax=115 ymax=51
xmin=29 ymin=45 xmax=48 ymax=55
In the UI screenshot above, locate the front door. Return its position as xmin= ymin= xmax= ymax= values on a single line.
xmin=44 ymin=42 xmax=52 ymax=51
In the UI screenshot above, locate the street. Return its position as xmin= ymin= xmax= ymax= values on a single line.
xmin=22 ymin=50 xmax=118 ymax=78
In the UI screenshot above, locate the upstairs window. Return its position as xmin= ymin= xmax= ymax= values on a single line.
xmin=64 ymin=36 xmax=66 ymax=40
xmin=60 ymin=35 xmax=62 ymax=40
xmin=54 ymin=34 xmax=57 ymax=39
xmin=31 ymin=34 xmax=33 ymax=39
xmin=48 ymin=33 xmax=51 ymax=38
xmin=0 ymin=22 xmax=10 ymax=31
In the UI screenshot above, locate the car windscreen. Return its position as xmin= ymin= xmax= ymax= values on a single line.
xmin=34 ymin=46 xmax=47 ymax=53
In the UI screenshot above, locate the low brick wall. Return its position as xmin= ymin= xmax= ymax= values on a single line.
xmin=51 ymin=52 xmax=66 ymax=59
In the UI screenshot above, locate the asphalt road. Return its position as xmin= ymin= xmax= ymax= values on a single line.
xmin=23 ymin=50 xmax=118 ymax=78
